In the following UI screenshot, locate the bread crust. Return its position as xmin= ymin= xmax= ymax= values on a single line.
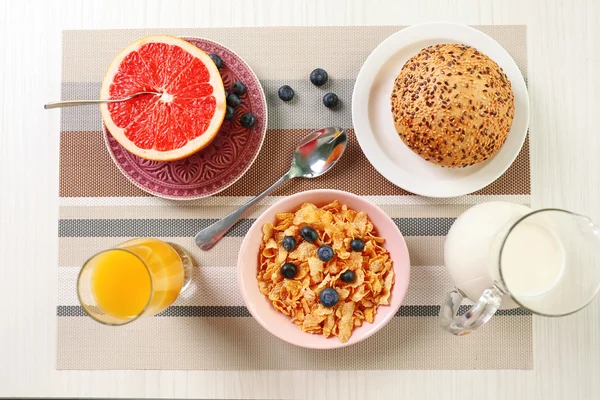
xmin=391 ymin=44 xmax=515 ymax=168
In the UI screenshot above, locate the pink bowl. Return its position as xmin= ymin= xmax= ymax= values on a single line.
xmin=237 ymin=189 xmax=411 ymax=349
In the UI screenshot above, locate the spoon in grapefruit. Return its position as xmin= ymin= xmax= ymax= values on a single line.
xmin=44 ymin=91 xmax=162 ymax=109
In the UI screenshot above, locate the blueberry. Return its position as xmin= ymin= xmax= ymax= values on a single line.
xmin=310 ymin=68 xmax=328 ymax=86
xmin=323 ymin=93 xmax=339 ymax=108
xmin=224 ymin=105 xmax=235 ymax=121
xmin=240 ymin=112 xmax=257 ymax=129
xmin=350 ymin=238 xmax=365 ymax=252
xmin=278 ymin=85 xmax=295 ymax=101
xmin=280 ymin=263 xmax=297 ymax=279
xmin=340 ymin=270 xmax=356 ymax=283
xmin=300 ymin=226 xmax=318 ymax=243
xmin=319 ymin=288 xmax=339 ymax=307
xmin=208 ymin=53 xmax=223 ymax=69
xmin=231 ymin=81 xmax=247 ymax=96
xmin=282 ymin=236 xmax=297 ymax=251
xmin=317 ymin=245 xmax=334 ymax=262
xmin=227 ymin=93 xmax=241 ymax=108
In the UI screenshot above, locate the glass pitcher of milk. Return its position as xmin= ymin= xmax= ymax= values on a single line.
xmin=440 ymin=201 xmax=600 ymax=336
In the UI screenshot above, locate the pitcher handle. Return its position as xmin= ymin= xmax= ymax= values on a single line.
xmin=439 ymin=286 xmax=503 ymax=336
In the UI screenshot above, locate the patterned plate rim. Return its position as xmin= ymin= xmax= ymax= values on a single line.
xmin=103 ymin=36 xmax=268 ymax=201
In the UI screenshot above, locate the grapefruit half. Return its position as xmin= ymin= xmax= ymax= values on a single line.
xmin=100 ymin=35 xmax=226 ymax=161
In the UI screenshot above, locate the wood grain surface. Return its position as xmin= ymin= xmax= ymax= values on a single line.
xmin=0 ymin=0 xmax=599 ymax=398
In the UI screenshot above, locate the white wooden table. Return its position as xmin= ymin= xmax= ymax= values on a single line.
xmin=1 ymin=0 xmax=599 ymax=398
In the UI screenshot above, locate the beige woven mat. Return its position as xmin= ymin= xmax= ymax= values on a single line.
xmin=57 ymin=26 xmax=531 ymax=370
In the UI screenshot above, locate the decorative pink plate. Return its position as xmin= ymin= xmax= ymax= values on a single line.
xmin=104 ymin=37 xmax=268 ymax=200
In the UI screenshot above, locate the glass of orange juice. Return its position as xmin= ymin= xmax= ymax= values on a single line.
xmin=77 ymin=238 xmax=193 ymax=325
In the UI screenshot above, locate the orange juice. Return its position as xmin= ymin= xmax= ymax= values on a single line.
xmin=81 ymin=238 xmax=188 ymax=324
xmin=91 ymin=250 xmax=152 ymax=318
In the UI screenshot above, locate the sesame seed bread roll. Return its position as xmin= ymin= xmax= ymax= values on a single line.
xmin=390 ymin=44 xmax=515 ymax=168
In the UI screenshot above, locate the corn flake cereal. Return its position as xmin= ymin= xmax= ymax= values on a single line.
xmin=257 ymin=201 xmax=395 ymax=343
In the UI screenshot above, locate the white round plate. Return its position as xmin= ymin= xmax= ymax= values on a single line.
xmin=352 ymin=22 xmax=529 ymax=197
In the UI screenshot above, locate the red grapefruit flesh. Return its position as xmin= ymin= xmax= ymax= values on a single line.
xmin=100 ymin=35 xmax=226 ymax=161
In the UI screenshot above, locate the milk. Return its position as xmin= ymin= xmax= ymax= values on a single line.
xmin=444 ymin=202 xmax=528 ymax=308
xmin=490 ymin=220 xmax=566 ymax=298
xmin=444 ymin=201 xmax=566 ymax=309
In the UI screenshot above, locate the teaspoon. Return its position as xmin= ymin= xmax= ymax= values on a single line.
xmin=195 ymin=126 xmax=347 ymax=250
xmin=44 ymin=91 xmax=162 ymax=109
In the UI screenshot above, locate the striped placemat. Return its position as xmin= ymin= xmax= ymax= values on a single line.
xmin=57 ymin=26 xmax=532 ymax=370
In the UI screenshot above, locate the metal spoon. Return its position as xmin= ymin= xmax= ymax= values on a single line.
xmin=44 ymin=91 xmax=162 ymax=109
xmin=195 ymin=126 xmax=347 ymax=251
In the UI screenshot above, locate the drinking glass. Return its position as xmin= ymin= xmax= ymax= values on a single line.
xmin=77 ymin=238 xmax=193 ymax=325
xmin=440 ymin=209 xmax=600 ymax=335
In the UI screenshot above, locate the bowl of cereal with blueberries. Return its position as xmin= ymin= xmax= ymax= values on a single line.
xmin=237 ymin=189 xmax=410 ymax=349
